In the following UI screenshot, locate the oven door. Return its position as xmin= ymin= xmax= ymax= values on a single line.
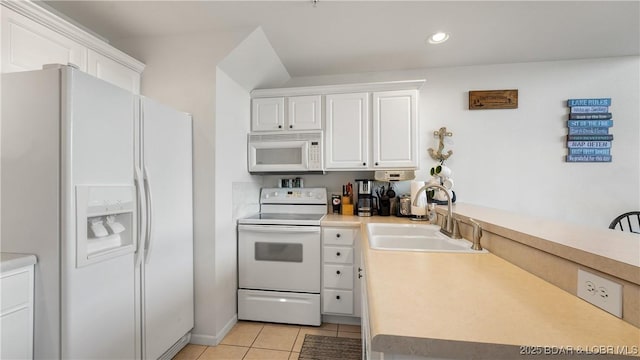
xmin=238 ymin=224 xmax=321 ymax=293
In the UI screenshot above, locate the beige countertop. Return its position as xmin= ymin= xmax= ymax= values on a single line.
xmin=1 ymin=252 xmax=37 ymax=272
xmin=362 ymin=244 xmax=640 ymax=358
xmin=323 ymin=203 xmax=640 ymax=286
xmin=322 ymin=210 xmax=640 ymax=358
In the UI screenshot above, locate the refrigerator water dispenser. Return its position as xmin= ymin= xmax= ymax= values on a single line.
xmin=76 ymin=185 xmax=136 ymax=267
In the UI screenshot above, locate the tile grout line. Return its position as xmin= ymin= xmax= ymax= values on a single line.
xmin=194 ymin=344 xmax=207 ymax=360
xmin=241 ymin=323 xmax=266 ymax=360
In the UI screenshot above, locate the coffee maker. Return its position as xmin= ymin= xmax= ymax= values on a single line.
xmin=356 ymin=179 xmax=377 ymax=217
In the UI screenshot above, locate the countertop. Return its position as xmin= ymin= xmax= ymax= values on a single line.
xmin=323 ymin=203 xmax=640 ymax=286
xmin=322 ymin=207 xmax=640 ymax=358
xmin=1 ymin=252 xmax=37 ymax=273
xmin=362 ymin=244 xmax=640 ymax=358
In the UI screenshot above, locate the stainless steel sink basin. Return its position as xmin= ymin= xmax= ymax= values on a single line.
xmin=366 ymin=223 xmax=488 ymax=253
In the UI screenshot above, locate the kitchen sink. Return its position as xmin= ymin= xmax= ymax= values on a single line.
xmin=366 ymin=223 xmax=487 ymax=253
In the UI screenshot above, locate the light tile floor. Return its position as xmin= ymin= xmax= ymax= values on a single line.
xmin=173 ymin=322 xmax=361 ymax=360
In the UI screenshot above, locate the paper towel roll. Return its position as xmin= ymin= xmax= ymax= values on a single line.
xmin=410 ymin=180 xmax=428 ymax=215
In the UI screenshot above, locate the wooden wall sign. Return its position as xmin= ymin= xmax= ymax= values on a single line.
xmin=469 ymin=89 xmax=518 ymax=110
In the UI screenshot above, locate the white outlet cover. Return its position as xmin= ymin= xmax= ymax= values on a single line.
xmin=577 ymin=269 xmax=623 ymax=318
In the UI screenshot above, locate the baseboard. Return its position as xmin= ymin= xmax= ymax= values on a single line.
xmin=216 ymin=314 xmax=238 ymax=345
xmin=322 ymin=314 xmax=362 ymax=325
xmin=189 ymin=333 xmax=217 ymax=346
xmin=189 ymin=315 xmax=238 ymax=346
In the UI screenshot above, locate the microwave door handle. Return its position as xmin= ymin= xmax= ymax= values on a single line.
xmin=238 ymin=225 xmax=321 ymax=234
xmin=301 ymin=142 xmax=309 ymax=170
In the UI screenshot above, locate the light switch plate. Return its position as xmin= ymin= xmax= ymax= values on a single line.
xmin=577 ymin=269 xmax=622 ymax=318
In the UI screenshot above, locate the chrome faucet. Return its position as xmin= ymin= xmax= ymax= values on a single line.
xmin=412 ymin=183 xmax=461 ymax=239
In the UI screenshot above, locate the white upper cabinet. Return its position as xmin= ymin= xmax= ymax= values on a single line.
xmin=372 ymin=90 xmax=418 ymax=168
xmin=252 ymin=95 xmax=322 ymax=132
xmin=251 ymin=80 xmax=423 ymax=171
xmin=252 ymin=97 xmax=285 ymax=131
xmin=1 ymin=8 xmax=87 ymax=72
xmin=287 ymin=95 xmax=322 ymax=130
xmin=325 ymin=93 xmax=370 ymax=170
xmin=1 ymin=3 xmax=144 ymax=93
xmin=87 ymin=50 xmax=140 ymax=94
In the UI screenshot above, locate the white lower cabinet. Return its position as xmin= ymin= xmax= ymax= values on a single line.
xmin=321 ymin=226 xmax=361 ymax=317
xmin=1 ymin=263 xmax=35 ymax=360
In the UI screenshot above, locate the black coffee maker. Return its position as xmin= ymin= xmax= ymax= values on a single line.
xmin=355 ymin=179 xmax=377 ymax=217
xmin=376 ymin=184 xmax=395 ymax=216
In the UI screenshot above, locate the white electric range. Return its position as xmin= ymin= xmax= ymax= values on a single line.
xmin=237 ymin=188 xmax=327 ymax=326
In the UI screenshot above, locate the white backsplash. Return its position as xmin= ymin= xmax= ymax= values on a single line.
xmin=262 ymin=172 xmax=414 ymax=201
xmin=232 ymin=182 xmax=261 ymax=220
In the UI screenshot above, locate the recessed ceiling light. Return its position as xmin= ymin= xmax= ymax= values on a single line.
xmin=427 ymin=32 xmax=449 ymax=45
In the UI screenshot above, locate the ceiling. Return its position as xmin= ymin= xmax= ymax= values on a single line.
xmin=44 ymin=1 xmax=640 ymax=77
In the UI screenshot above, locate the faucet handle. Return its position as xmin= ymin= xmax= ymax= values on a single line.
xmin=469 ymin=218 xmax=483 ymax=250
xmin=450 ymin=216 xmax=462 ymax=239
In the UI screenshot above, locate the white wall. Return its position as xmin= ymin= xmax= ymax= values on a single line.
xmin=213 ymin=28 xmax=290 ymax=341
xmin=421 ymin=57 xmax=639 ymax=228
xmin=283 ymin=57 xmax=640 ymax=229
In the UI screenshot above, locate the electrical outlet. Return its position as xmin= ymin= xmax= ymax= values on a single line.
xmin=577 ymin=269 xmax=622 ymax=318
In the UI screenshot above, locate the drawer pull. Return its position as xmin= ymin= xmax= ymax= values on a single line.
xmin=336 ymin=233 xmax=341 ymax=238
xmin=336 ymin=252 xmax=341 ymax=256
xmin=336 ymin=295 xmax=341 ymax=300
xmin=336 ymin=270 xmax=341 ymax=275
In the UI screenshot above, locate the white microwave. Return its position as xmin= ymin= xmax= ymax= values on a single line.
xmin=247 ymin=131 xmax=324 ymax=173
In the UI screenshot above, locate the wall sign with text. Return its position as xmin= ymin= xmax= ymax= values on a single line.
xmin=566 ymin=98 xmax=613 ymax=163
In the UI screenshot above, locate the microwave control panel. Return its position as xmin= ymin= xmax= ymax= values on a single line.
xmin=309 ymin=141 xmax=321 ymax=168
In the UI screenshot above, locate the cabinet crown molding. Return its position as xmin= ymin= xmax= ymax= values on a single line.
xmin=2 ymin=0 xmax=145 ymax=73
xmin=251 ymin=79 xmax=425 ymax=98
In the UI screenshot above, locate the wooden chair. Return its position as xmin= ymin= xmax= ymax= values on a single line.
xmin=609 ymin=211 xmax=640 ymax=233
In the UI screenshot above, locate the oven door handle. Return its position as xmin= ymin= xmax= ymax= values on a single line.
xmin=238 ymin=225 xmax=321 ymax=234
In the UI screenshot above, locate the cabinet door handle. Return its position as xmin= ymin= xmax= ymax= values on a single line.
xmin=358 ymin=274 xmax=363 ymax=279
xmin=358 ymin=267 xmax=362 ymax=272
xmin=336 ymin=295 xmax=341 ymax=300
xmin=336 ymin=252 xmax=341 ymax=256
xmin=336 ymin=233 xmax=341 ymax=238
xmin=289 ymin=125 xmax=293 ymax=128
xmin=375 ymin=162 xmax=379 ymax=166
xmin=278 ymin=125 xmax=282 ymax=129
xmin=336 ymin=270 xmax=341 ymax=275
xmin=362 ymin=162 xmax=366 ymax=166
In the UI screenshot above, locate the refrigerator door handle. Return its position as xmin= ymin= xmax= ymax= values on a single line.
xmin=143 ymin=165 xmax=154 ymax=263
xmin=135 ymin=166 xmax=147 ymax=268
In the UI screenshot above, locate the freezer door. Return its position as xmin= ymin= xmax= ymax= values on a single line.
xmin=141 ymin=97 xmax=194 ymax=359
xmin=62 ymin=68 xmax=137 ymax=359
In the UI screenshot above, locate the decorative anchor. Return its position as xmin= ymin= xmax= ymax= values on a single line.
xmin=428 ymin=127 xmax=453 ymax=162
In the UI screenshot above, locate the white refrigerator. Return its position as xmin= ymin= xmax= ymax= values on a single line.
xmin=1 ymin=65 xmax=193 ymax=359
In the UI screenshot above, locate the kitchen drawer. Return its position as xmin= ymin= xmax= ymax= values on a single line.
xmin=238 ymin=289 xmax=321 ymax=326
xmin=323 ymin=246 xmax=354 ymax=264
xmin=323 ymin=228 xmax=355 ymax=246
xmin=1 ymin=269 xmax=30 ymax=313
xmin=323 ymin=264 xmax=354 ymax=289
xmin=323 ymin=289 xmax=354 ymax=315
